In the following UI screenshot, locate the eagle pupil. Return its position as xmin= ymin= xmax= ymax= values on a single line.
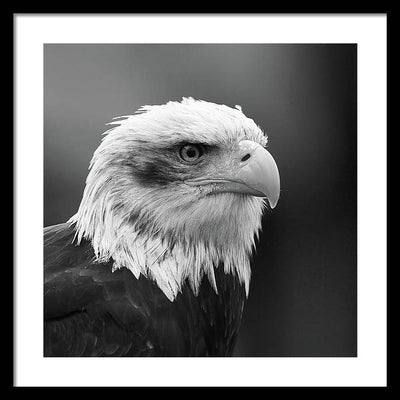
xmin=187 ymin=149 xmax=196 ymax=158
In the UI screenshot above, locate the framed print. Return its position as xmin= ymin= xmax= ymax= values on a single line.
xmin=14 ymin=13 xmax=387 ymax=387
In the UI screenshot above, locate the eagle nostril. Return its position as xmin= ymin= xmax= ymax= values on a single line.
xmin=241 ymin=154 xmax=251 ymax=162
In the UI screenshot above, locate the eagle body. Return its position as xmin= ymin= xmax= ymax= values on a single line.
xmin=44 ymin=223 xmax=245 ymax=356
xmin=44 ymin=98 xmax=280 ymax=356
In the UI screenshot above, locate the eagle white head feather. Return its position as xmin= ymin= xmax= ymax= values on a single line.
xmin=69 ymin=98 xmax=280 ymax=301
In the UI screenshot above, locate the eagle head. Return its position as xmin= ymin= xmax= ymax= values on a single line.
xmin=70 ymin=98 xmax=280 ymax=301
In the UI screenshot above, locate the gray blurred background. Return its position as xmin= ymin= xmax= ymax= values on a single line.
xmin=44 ymin=44 xmax=357 ymax=356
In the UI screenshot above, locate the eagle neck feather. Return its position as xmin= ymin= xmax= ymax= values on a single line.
xmin=69 ymin=187 xmax=265 ymax=302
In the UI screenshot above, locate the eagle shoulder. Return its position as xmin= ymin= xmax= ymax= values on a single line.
xmin=44 ymin=223 xmax=157 ymax=356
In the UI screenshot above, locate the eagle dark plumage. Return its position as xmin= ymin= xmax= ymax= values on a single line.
xmin=44 ymin=98 xmax=280 ymax=356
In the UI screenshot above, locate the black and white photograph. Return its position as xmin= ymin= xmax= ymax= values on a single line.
xmin=14 ymin=14 xmax=387 ymax=387
xmin=43 ymin=43 xmax=356 ymax=357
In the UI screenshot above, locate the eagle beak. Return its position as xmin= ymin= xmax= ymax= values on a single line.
xmin=185 ymin=140 xmax=280 ymax=209
xmin=231 ymin=140 xmax=280 ymax=208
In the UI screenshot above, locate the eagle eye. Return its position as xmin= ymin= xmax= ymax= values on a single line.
xmin=179 ymin=144 xmax=204 ymax=163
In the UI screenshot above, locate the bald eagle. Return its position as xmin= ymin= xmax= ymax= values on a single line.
xmin=44 ymin=98 xmax=280 ymax=356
